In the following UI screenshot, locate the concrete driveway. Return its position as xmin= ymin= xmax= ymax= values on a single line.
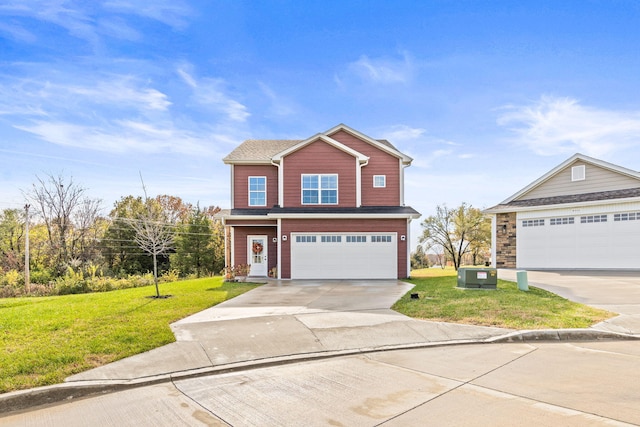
xmin=60 ymin=280 xmax=511 ymax=383
xmin=499 ymin=269 xmax=640 ymax=335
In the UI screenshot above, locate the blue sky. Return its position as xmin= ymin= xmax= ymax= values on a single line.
xmin=2 ymin=1 xmax=640 ymax=246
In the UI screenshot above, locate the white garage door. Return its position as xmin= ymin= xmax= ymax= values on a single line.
xmin=290 ymin=233 xmax=397 ymax=279
xmin=517 ymin=210 xmax=640 ymax=269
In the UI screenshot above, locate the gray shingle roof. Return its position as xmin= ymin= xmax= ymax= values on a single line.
xmin=487 ymin=187 xmax=640 ymax=211
xmin=223 ymin=140 xmax=302 ymax=162
xmin=223 ymin=138 xmax=399 ymax=163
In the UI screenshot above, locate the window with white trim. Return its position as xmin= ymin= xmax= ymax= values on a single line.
xmin=321 ymin=235 xmax=341 ymax=243
xmin=248 ymin=176 xmax=266 ymax=206
xmin=522 ymin=219 xmax=544 ymax=227
xmin=550 ymin=217 xmax=575 ymax=225
xmin=614 ymin=212 xmax=639 ymax=221
xmin=346 ymin=235 xmax=367 ymax=243
xmin=302 ymin=174 xmax=338 ymax=205
xmin=371 ymin=235 xmax=392 ymax=243
xmin=571 ymin=165 xmax=586 ymax=181
xmin=295 ymin=235 xmax=317 ymax=243
xmin=373 ymin=175 xmax=386 ymax=188
xmin=580 ymin=215 xmax=607 ymax=223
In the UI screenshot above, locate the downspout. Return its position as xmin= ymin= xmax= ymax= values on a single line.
xmin=271 ymin=159 xmax=282 ymax=279
xmin=357 ymin=158 xmax=369 ymax=207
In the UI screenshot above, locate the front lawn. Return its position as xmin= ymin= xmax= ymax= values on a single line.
xmin=0 ymin=277 xmax=259 ymax=394
xmin=395 ymin=268 xmax=614 ymax=329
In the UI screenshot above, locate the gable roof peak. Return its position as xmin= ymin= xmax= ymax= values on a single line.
xmin=323 ymin=123 xmax=413 ymax=164
xmin=500 ymin=152 xmax=640 ymax=204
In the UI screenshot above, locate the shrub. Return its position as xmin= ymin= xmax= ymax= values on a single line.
xmin=160 ymin=269 xmax=180 ymax=283
xmin=0 ymin=270 xmax=23 ymax=288
xmin=30 ymin=269 xmax=53 ymax=285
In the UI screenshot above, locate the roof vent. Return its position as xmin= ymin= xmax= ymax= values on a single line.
xmin=571 ymin=165 xmax=586 ymax=182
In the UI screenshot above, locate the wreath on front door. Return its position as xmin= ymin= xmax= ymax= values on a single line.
xmin=252 ymin=241 xmax=264 ymax=254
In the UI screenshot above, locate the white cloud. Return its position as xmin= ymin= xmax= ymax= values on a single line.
xmin=498 ymin=95 xmax=640 ymax=157
xmin=15 ymin=119 xmax=218 ymax=156
xmin=259 ymin=82 xmax=296 ymax=117
xmin=341 ymin=51 xmax=414 ymax=85
xmin=380 ymin=124 xmax=426 ymax=142
xmin=177 ymin=67 xmax=250 ymax=122
xmin=103 ymin=0 xmax=192 ymax=30
xmin=0 ymin=0 xmax=191 ymax=47
xmin=0 ymin=66 xmax=248 ymax=156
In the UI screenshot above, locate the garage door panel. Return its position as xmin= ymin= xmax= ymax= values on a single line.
xmin=291 ymin=233 xmax=397 ymax=279
xmin=517 ymin=213 xmax=640 ymax=269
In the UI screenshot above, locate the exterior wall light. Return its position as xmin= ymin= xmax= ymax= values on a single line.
xmin=282 ymin=235 xmax=288 ymax=241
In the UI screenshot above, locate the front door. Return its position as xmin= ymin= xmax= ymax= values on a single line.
xmin=247 ymin=235 xmax=268 ymax=276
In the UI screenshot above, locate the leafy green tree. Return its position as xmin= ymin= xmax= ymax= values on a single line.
xmin=0 ymin=209 xmax=24 ymax=272
xmin=171 ymin=206 xmax=214 ymax=277
xmin=419 ymin=203 xmax=491 ymax=270
xmin=410 ymin=245 xmax=429 ymax=270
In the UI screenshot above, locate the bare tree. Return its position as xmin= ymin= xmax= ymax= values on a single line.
xmin=128 ymin=177 xmax=175 ymax=297
xmin=419 ymin=203 xmax=491 ymax=270
xmin=25 ymin=173 xmax=102 ymax=274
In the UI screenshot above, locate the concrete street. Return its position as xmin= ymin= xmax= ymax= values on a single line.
xmin=1 ymin=272 xmax=640 ymax=426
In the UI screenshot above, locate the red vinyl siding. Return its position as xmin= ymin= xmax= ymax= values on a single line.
xmin=233 ymin=165 xmax=278 ymax=209
xmin=328 ymin=130 xmax=401 ymax=206
xmin=280 ymin=218 xmax=409 ymax=279
xmin=232 ymin=226 xmax=277 ymax=272
xmin=282 ymin=140 xmax=357 ymax=208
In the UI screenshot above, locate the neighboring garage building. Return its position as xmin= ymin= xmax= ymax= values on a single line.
xmin=484 ymin=153 xmax=640 ymax=270
xmin=222 ymin=124 xmax=420 ymax=279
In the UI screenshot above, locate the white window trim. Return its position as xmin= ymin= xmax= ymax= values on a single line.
xmin=373 ymin=175 xmax=386 ymax=188
xmin=248 ymin=176 xmax=267 ymax=207
xmin=301 ymin=174 xmax=339 ymax=205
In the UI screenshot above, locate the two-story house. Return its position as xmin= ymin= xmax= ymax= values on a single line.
xmin=222 ymin=124 xmax=421 ymax=280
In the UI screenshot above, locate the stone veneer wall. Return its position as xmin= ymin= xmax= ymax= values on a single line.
xmin=495 ymin=212 xmax=517 ymax=268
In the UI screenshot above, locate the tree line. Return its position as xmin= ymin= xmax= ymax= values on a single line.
xmin=0 ymin=173 xmax=225 ymax=294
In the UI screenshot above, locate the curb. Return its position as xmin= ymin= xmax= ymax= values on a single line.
xmin=1 ymin=329 xmax=637 ymax=416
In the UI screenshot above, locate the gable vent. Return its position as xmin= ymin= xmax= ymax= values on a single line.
xmin=571 ymin=165 xmax=586 ymax=182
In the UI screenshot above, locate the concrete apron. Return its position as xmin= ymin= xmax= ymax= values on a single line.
xmin=65 ymin=280 xmax=512 ymax=383
xmin=65 ymin=278 xmax=638 ymax=385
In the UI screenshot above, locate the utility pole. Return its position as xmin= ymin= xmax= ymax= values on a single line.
xmin=24 ymin=204 xmax=30 ymax=293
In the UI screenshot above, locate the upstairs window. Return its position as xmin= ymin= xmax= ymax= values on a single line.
xmin=248 ymin=176 xmax=266 ymax=206
xmin=302 ymin=174 xmax=338 ymax=205
xmin=373 ymin=175 xmax=386 ymax=188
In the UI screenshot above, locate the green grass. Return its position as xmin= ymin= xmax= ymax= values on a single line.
xmin=0 ymin=277 xmax=259 ymax=394
xmin=396 ymin=267 xmax=614 ymax=329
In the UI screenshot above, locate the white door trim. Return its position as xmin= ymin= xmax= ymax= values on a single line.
xmin=247 ymin=235 xmax=268 ymax=276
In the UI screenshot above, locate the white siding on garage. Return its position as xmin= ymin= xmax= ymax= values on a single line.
xmin=291 ymin=233 xmax=397 ymax=279
xmin=516 ymin=203 xmax=640 ymax=269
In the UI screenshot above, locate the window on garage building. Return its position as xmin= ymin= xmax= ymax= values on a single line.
xmin=580 ymin=215 xmax=607 ymax=223
xmin=346 ymin=235 xmax=367 ymax=243
xmin=296 ymin=235 xmax=316 ymax=243
xmin=571 ymin=165 xmax=586 ymax=181
xmin=248 ymin=176 xmax=266 ymax=206
xmin=614 ymin=212 xmax=639 ymax=221
xmin=373 ymin=175 xmax=386 ymax=188
xmin=522 ymin=219 xmax=544 ymax=227
xmin=550 ymin=217 xmax=575 ymax=225
xmin=371 ymin=235 xmax=392 ymax=243
xmin=302 ymin=174 xmax=338 ymax=204
xmin=321 ymin=235 xmax=341 ymax=243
